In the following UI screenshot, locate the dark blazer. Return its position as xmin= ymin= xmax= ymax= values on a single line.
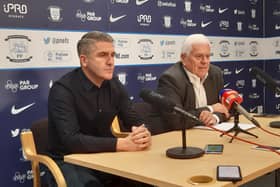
xmin=157 ymin=62 xmax=226 ymax=130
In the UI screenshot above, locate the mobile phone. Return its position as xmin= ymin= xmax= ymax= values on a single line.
xmin=205 ymin=144 xmax=223 ymax=154
xmin=217 ymin=165 xmax=242 ymax=181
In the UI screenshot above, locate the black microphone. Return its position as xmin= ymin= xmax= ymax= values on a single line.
xmin=250 ymin=66 xmax=280 ymax=94
xmin=250 ymin=66 xmax=280 ymax=129
xmin=139 ymin=88 xmax=205 ymax=159
xmin=139 ymin=89 xmax=202 ymax=124
xmin=139 ymin=88 xmax=175 ymax=112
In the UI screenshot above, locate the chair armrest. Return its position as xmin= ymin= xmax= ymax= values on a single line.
xmin=28 ymin=153 xmax=67 ymax=187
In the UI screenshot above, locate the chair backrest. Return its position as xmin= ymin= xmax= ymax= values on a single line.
xmin=31 ymin=118 xmax=49 ymax=154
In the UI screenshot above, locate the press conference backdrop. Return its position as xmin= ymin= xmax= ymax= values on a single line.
xmin=0 ymin=0 xmax=280 ymax=186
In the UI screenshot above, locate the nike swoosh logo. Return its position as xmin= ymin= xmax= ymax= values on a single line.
xmin=109 ymin=14 xmax=127 ymax=23
xmin=250 ymin=107 xmax=257 ymax=113
xmin=275 ymin=24 xmax=280 ymax=30
xmin=218 ymin=8 xmax=228 ymax=14
xmin=224 ymin=82 xmax=230 ymax=88
xmin=11 ymin=103 xmax=35 ymax=115
xmin=235 ymin=68 xmax=244 ymax=74
xmin=136 ymin=0 xmax=149 ymax=6
xmin=201 ymin=21 xmax=212 ymax=28
xmin=275 ymin=93 xmax=280 ymax=98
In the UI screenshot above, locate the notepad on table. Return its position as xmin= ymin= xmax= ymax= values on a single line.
xmin=194 ymin=122 xmax=256 ymax=131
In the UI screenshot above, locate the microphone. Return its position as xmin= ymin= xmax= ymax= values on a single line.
xmin=250 ymin=66 xmax=280 ymax=94
xmin=250 ymin=66 xmax=280 ymax=129
xmin=219 ymin=89 xmax=260 ymax=127
xmin=139 ymin=89 xmax=202 ymax=124
xmin=139 ymin=89 xmax=205 ymax=159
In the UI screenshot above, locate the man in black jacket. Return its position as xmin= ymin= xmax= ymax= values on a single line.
xmin=48 ymin=31 xmax=151 ymax=187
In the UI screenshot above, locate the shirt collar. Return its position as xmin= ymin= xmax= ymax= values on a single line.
xmin=183 ymin=67 xmax=208 ymax=84
xmin=78 ymin=68 xmax=108 ymax=91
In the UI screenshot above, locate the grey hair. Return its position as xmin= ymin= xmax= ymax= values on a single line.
xmin=77 ymin=31 xmax=114 ymax=56
xmin=181 ymin=34 xmax=210 ymax=55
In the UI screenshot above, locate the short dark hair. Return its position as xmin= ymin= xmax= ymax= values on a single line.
xmin=77 ymin=31 xmax=114 ymax=56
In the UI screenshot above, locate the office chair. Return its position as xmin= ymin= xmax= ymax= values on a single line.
xmin=20 ymin=119 xmax=66 ymax=187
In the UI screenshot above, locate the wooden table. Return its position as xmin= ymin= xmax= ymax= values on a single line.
xmin=64 ymin=116 xmax=280 ymax=187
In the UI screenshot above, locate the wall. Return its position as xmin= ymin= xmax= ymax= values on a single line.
xmin=0 ymin=0 xmax=279 ymax=186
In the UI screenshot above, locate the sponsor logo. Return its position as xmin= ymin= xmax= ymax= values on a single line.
xmin=184 ymin=0 xmax=192 ymax=12
xmin=276 ymin=103 xmax=280 ymax=111
xmin=273 ymin=9 xmax=280 ymax=16
xmin=48 ymin=6 xmax=62 ymax=22
xmin=43 ymin=37 xmax=69 ymax=45
xmin=111 ymin=0 xmax=129 ymax=3
xmin=234 ymin=9 xmax=245 ymax=15
xmin=219 ymin=20 xmax=229 ymax=30
xmin=219 ymin=40 xmax=230 ymax=57
xmin=163 ymin=15 xmax=172 ymax=28
xmin=249 ymin=0 xmax=258 ymax=5
xmin=224 ymin=82 xmax=231 ymax=88
xmin=49 ymin=80 xmax=53 ymax=88
xmin=115 ymin=38 xmax=130 ymax=48
xmin=223 ymin=68 xmax=232 ymax=75
xmin=160 ymin=40 xmax=176 ymax=46
xmin=3 ymin=3 xmax=28 ymax=19
xmin=275 ymin=92 xmax=280 ymax=98
xmin=248 ymin=93 xmax=260 ymax=99
xmin=248 ymin=24 xmax=260 ymax=31
xmin=275 ymin=24 xmax=280 ymax=30
xmin=136 ymin=0 xmax=149 ymax=6
xmin=137 ymin=14 xmax=152 ymax=26
xmin=11 ymin=103 xmax=35 ymax=115
xmin=249 ymin=106 xmax=257 ymax=113
xmin=160 ymin=50 xmax=176 ymax=60
xmin=218 ymin=8 xmax=228 ymax=14
xmin=157 ymin=0 xmax=176 ymax=8
xmin=5 ymin=80 xmax=39 ymax=93
xmin=117 ymin=73 xmax=127 ymax=85
xmin=115 ymin=52 xmax=129 ymax=59
xmin=83 ymin=0 xmax=95 ymax=2
xmin=137 ymin=73 xmax=157 ymax=83
xmin=200 ymin=4 xmax=214 ymax=13
xmin=235 ymin=68 xmax=244 ymax=74
xmin=236 ymin=80 xmax=245 ymax=88
xmin=249 ymin=41 xmax=259 ymax=57
xmin=109 ymin=14 xmax=126 ymax=23
xmin=237 ymin=21 xmax=243 ymax=32
xmin=137 ymin=39 xmax=154 ymax=60
xmin=76 ymin=9 xmax=102 ymax=22
xmin=44 ymin=50 xmax=72 ymax=62
xmin=251 ymin=9 xmax=256 ymax=18
xmin=201 ymin=20 xmax=212 ymax=28
xmin=5 ymin=35 xmax=32 ymax=63
xmin=13 ymin=170 xmax=45 ymax=183
xmin=180 ymin=18 xmax=197 ymax=28
xmin=11 ymin=129 xmax=20 ymax=137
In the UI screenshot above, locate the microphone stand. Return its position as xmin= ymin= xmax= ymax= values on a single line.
xmin=166 ymin=107 xmax=205 ymax=159
xmin=220 ymin=110 xmax=258 ymax=143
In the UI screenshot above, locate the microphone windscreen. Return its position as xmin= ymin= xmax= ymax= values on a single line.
xmin=219 ymin=89 xmax=243 ymax=110
xmin=139 ymin=89 xmax=175 ymax=112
